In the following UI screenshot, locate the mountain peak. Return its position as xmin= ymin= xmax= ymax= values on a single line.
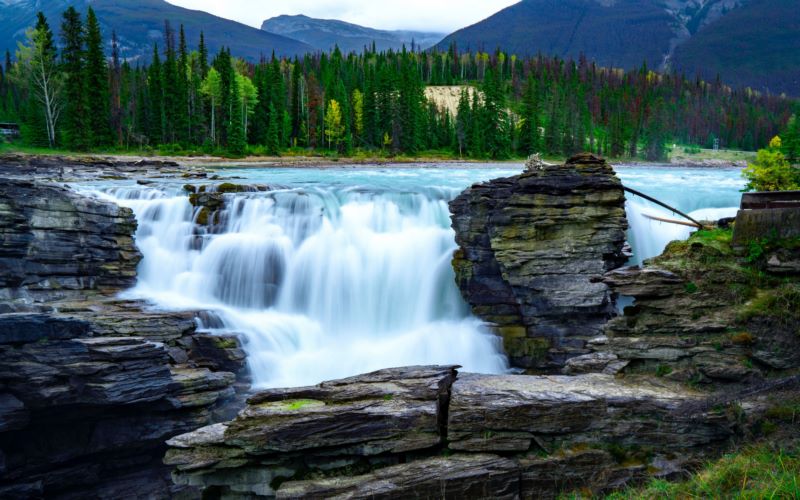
xmin=261 ymin=14 xmax=444 ymax=53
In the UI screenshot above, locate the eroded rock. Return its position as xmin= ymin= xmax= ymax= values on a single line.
xmin=450 ymin=153 xmax=628 ymax=370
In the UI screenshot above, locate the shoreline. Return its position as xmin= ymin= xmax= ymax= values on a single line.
xmin=0 ymin=150 xmax=749 ymax=170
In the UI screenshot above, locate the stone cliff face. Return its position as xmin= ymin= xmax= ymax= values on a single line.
xmin=0 ymin=175 xmax=246 ymax=498
xmin=165 ymin=365 xmax=736 ymax=499
xmin=0 ymin=179 xmax=141 ymax=302
xmin=450 ymin=154 xmax=628 ymax=370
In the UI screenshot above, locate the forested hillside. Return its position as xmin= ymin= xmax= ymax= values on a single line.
xmin=437 ymin=0 xmax=799 ymax=96
xmin=0 ymin=7 xmax=794 ymax=160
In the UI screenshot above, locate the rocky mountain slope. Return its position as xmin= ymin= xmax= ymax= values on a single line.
xmin=437 ymin=0 xmax=798 ymax=95
xmin=261 ymin=14 xmax=444 ymax=53
xmin=0 ymin=0 xmax=312 ymax=62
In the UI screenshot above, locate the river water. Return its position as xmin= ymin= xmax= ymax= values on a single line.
xmin=75 ymin=163 xmax=745 ymax=388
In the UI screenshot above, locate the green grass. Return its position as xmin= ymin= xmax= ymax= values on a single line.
xmin=738 ymin=283 xmax=800 ymax=330
xmin=607 ymin=442 xmax=800 ymax=499
xmin=280 ymin=399 xmax=322 ymax=411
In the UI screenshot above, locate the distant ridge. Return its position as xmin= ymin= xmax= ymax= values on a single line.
xmin=261 ymin=14 xmax=445 ymax=54
xmin=436 ymin=0 xmax=799 ymax=95
xmin=0 ymin=0 xmax=313 ymax=61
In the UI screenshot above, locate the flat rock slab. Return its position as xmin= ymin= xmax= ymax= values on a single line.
xmin=166 ymin=366 xmax=735 ymax=498
xmin=448 ymin=373 xmax=731 ymax=452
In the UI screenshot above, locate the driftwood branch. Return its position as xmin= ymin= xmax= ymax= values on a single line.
xmin=624 ymin=186 xmax=705 ymax=229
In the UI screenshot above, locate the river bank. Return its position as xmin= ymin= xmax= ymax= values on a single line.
xmin=0 ymin=145 xmax=753 ymax=169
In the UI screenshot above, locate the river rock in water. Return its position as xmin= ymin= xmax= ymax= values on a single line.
xmin=449 ymin=153 xmax=628 ymax=370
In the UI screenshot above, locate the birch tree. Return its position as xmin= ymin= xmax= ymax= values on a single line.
xmin=200 ymin=67 xmax=221 ymax=144
xmin=14 ymin=14 xmax=63 ymax=147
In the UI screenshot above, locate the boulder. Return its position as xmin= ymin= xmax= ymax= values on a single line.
xmin=450 ymin=153 xmax=628 ymax=370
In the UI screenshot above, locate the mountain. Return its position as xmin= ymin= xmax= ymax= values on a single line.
xmin=436 ymin=0 xmax=799 ymax=95
xmin=671 ymin=0 xmax=800 ymax=96
xmin=0 ymin=0 xmax=313 ymax=61
xmin=261 ymin=14 xmax=445 ymax=54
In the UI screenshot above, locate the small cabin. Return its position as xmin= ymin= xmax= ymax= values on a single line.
xmin=0 ymin=123 xmax=20 ymax=139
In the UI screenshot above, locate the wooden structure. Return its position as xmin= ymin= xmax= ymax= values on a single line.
xmin=741 ymin=191 xmax=800 ymax=210
xmin=733 ymin=191 xmax=800 ymax=246
xmin=0 ymin=123 xmax=20 ymax=139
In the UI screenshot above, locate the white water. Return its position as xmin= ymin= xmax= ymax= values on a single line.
xmin=616 ymin=166 xmax=745 ymax=263
xmin=77 ymin=164 xmax=745 ymax=388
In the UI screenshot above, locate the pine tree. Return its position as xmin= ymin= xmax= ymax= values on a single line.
xmin=60 ymin=7 xmax=89 ymax=150
xmin=781 ymin=114 xmax=800 ymax=164
xmin=175 ymin=25 xmax=190 ymax=144
xmin=454 ymin=88 xmax=471 ymax=156
xmin=84 ymin=7 xmax=111 ymax=146
xmin=147 ymin=44 xmax=164 ymax=144
xmin=161 ymin=21 xmax=178 ymax=144
xmin=266 ymin=102 xmax=280 ymax=155
xmin=110 ymin=31 xmax=123 ymax=145
xmin=519 ymin=75 xmax=541 ymax=155
xmin=227 ymin=71 xmax=246 ymax=155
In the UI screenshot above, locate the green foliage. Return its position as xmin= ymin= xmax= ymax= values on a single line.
xmin=3 ymin=9 xmax=794 ymax=158
xmin=738 ymin=283 xmax=800 ymax=329
xmin=655 ymin=365 xmax=673 ymax=377
xmin=84 ymin=8 xmax=111 ymax=146
xmin=781 ymin=114 xmax=800 ymax=164
xmin=607 ymin=443 xmax=800 ymax=499
xmin=742 ymin=147 xmax=800 ymax=192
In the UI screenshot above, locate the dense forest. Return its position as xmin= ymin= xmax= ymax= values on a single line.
xmin=0 ymin=8 xmax=795 ymax=160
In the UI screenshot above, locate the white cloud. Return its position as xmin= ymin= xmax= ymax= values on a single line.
xmin=166 ymin=0 xmax=520 ymax=33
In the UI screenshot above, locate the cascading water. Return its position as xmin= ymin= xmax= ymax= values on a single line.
xmin=616 ymin=166 xmax=746 ymax=263
xmin=83 ymin=169 xmax=518 ymax=388
xmin=78 ymin=164 xmax=746 ymax=388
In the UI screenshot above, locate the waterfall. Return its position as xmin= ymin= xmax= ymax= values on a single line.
xmin=616 ymin=166 xmax=745 ymax=263
xmin=78 ymin=165 xmax=746 ymax=388
xmin=87 ymin=182 xmax=510 ymax=388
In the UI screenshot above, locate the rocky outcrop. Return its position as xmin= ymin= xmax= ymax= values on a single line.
xmin=166 ymin=366 xmax=735 ymax=499
xmin=598 ymin=228 xmax=800 ymax=384
xmin=0 ymin=176 xmax=247 ymax=497
xmin=450 ymin=153 xmax=628 ymax=370
xmin=0 ymin=179 xmax=141 ymax=303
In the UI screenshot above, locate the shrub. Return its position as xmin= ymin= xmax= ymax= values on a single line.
xmin=742 ymin=143 xmax=800 ymax=192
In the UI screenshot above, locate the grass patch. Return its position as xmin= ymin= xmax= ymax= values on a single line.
xmin=267 ymin=399 xmax=324 ymax=411
xmin=606 ymin=442 xmax=800 ymax=499
xmin=738 ymin=283 xmax=800 ymax=330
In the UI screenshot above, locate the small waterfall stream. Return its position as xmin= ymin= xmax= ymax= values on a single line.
xmin=79 ymin=165 xmax=746 ymax=388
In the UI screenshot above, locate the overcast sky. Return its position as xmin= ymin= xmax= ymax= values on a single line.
xmin=165 ymin=1 xmax=519 ymax=33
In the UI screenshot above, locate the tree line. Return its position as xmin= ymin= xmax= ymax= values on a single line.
xmin=0 ymin=8 xmax=795 ymax=160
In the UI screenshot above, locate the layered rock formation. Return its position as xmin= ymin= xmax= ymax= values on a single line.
xmin=592 ymin=227 xmax=800 ymax=384
xmin=0 ymin=179 xmax=141 ymax=303
xmin=450 ymin=154 xmax=628 ymax=370
xmin=0 ymin=176 xmax=246 ymax=498
xmin=166 ymin=365 xmax=735 ymax=499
